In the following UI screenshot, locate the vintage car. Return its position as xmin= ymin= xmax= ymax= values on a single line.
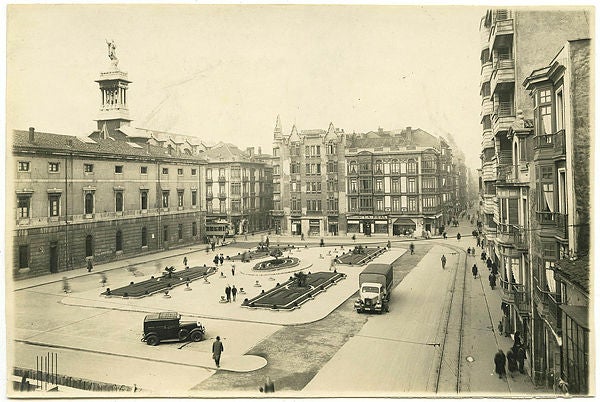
xmin=141 ymin=312 xmax=205 ymax=346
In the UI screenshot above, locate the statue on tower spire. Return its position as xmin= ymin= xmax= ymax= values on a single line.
xmin=106 ymin=39 xmax=118 ymax=68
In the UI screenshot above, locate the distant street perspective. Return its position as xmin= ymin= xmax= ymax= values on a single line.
xmin=6 ymin=5 xmax=591 ymax=398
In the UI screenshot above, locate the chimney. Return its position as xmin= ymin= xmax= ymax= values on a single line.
xmin=28 ymin=127 xmax=35 ymax=142
xmin=406 ymin=126 xmax=413 ymax=143
xmin=247 ymin=147 xmax=255 ymax=157
xmin=378 ymin=127 xmax=384 ymax=134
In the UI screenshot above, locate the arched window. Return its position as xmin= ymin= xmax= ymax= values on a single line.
xmin=85 ymin=235 xmax=93 ymax=257
xmin=115 ymin=192 xmax=123 ymax=212
xmin=349 ymin=161 xmax=357 ymax=174
xmin=375 ymin=160 xmax=383 ymax=173
xmin=85 ymin=193 xmax=94 ymax=214
xmin=116 ymin=230 xmax=123 ymax=252
xmin=407 ymin=159 xmax=417 ymax=174
xmin=391 ymin=159 xmax=399 ymax=174
xmin=141 ymin=227 xmax=148 ymax=247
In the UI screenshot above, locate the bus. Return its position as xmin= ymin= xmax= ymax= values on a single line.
xmin=205 ymin=220 xmax=233 ymax=242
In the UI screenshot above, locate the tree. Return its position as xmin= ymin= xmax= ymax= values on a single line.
xmin=164 ymin=266 xmax=176 ymax=278
xmin=294 ymin=271 xmax=308 ymax=287
xmin=270 ymin=248 xmax=283 ymax=262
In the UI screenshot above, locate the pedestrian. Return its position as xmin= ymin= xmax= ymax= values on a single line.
xmin=489 ymin=272 xmax=496 ymax=289
xmin=211 ymin=242 xmax=216 ymax=251
xmin=87 ymin=258 xmax=93 ymax=272
xmin=213 ymin=255 xmax=219 ymax=266
xmin=456 ymin=233 xmax=461 ymax=241
xmin=441 ymin=254 xmax=447 ymax=270
xmin=100 ymin=272 xmax=107 ymax=287
xmin=410 ymin=242 xmax=415 ymax=255
xmin=244 ymin=233 xmax=248 ymax=241
xmin=260 ymin=376 xmax=275 ymax=393
xmin=492 ymin=262 xmax=499 ymax=276
xmin=183 ymin=256 xmax=188 ymax=267
xmin=62 ymin=276 xmax=71 ymax=293
xmin=351 ymin=234 xmax=356 ymax=242
xmin=467 ymin=247 xmax=471 ymax=256
xmin=219 ymin=254 xmax=224 ymax=266
xmin=507 ymin=348 xmax=518 ymax=376
xmin=443 ymin=231 xmax=447 ymax=240
xmin=225 ymin=284 xmax=231 ymax=302
xmin=231 ymin=264 xmax=236 ymax=277
xmin=212 ymin=336 xmax=224 ymax=368
xmin=472 ymin=264 xmax=478 ymax=279
xmin=516 ymin=344 xmax=527 ymax=374
xmin=232 ymin=285 xmax=237 ymax=302
xmin=301 ymin=233 xmax=305 ymax=241
xmin=486 ymin=257 xmax=493 ymax=270
xmin=320 ymin=238 xmax=324 ymax=247
xmin=476 ymin=237 xmax=481 ymax=247
xmin=494 ymin=349 xmax=507 ymax=379
xmin=266 ymin=236 xmax=270 ymax=248
xmin=513 ymin=331 xmax=522 ymax=348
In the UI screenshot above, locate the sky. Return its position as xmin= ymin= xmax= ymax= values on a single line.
xmin=7 ymin=5 xmax=487 ymax=169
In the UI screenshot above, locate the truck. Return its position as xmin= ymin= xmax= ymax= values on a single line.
xmin=354 ymin=263 xmax=393 ymax=314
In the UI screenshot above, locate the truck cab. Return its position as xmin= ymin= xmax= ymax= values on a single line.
xmin=354 ymin=263 xmax=393 ymax=314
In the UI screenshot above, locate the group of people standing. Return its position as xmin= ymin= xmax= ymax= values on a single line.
xmin=224 ymin=284 xmax=238 ymax=302
xmin=494 ymin=332 xmax=527 ymax=379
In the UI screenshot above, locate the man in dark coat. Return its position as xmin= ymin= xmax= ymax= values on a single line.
xmin=472 ymin=264 xmax=478 ymax=279
xmin=231 ymin=285 xmax=237 ymax=302
xmin=489 ymin=273 xmax=496 ymax=289
xmin=225 ymin=285 xmax=231 ymax=302
xmin=212 ymin=336 xmax=224 ymax=368
xmin=516 ymin=345 xmax=527 ymax=374
xmin=494 ymin=349 xmax=506 ymax=379
xmin=507 ymin=348 xmax=518 ymax=375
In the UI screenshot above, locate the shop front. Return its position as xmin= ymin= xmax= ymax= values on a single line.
xmin=327 ymin=218 xmax=339 ymax=235
xmin=392 ymin=217 xmax=416 ymax=235
xmin=374 ymin=220 xmax=388 ymax=234
xmin=291 ymin=219 xmax=302 ymax=235
xmin=308 ymin=219 xmax=321 ymax=236
xmin=347 ymin=220 xmax=360 ymax=233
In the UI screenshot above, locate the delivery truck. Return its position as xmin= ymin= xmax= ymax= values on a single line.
xmin=354 ymin=263 xmax=393 ymax=314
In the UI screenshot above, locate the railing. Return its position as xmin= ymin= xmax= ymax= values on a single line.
xmin=555 ymin=213 xmax=568 ymax=238
xmin=218 ymin=176 xmax=226 ymax=182
xmin=422 ymin=206 xmax=438 ymax=213
xmin=206 ymin=193 xmax=213 ymax=198
xmin=218 ymin=193 xmax=227 ymax=199
xmin=421 ymin=167 xmax=437 ymax=174
xmin=512 ymin=283 xmax=529 ymax=313
xmin=493 ymin=58 xmax=514 ymax=71
xmin=422 ymin=187 xmax=438 ymax=193
xmin=360 ymin=206 xmax=373 ymax=212
xmin=497 ymin=223 xmax=528 ymax=247
xmin=534 ymin=130 xmax=566 ymax=156
xmin=533 ymin=278 xmax=562 ymax=330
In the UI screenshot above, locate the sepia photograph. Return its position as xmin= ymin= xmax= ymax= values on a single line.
xmin=4 ymin=2 xmax=594 ymax=398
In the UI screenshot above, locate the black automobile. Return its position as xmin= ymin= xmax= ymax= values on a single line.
xmin=141 ymin=312 xmax=205 ymax=346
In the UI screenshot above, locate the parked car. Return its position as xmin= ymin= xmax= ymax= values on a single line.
xmin=141 ymin=312 xmax=205 ymax=346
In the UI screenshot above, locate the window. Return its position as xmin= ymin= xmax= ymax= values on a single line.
xmin=163 ymin=226 xmax=169 ymax=243
xmin=375 ymin=198 xmax=384 ymax=211
xmin=327 ymin=142 xmax=336 ymax=155
xmin=291 ymin=163 xmax=300 ymax=174
xmin=231 ymin=183 xmax=241 ymax=195
xmin=305 ymin=146 xmax=310 ymax=156
xmin=178 ymin=224 xmax=183 ymax=240
xmin=219 ymin=183 xmax=226 ymax=194
xmin=407 ymin=159 xmax=416 ymax=174
xmin=162 ymin=167 xmax=169 ymax=175
xmin=49 ymin=194 xmax=60 ymax=217
xmin=220 ymin=200 xmax=226 ymax=213
xmin=192 ymin=222 xmax=198 ymax=237
xmin=162 ymin=191 xmax=170 ymax=208
xmin=176 ymin=168 xmax=183 ymax=176
xmin=392 ymin=197 xmax=400 ymax=211
xmin=140 ymin=191 xmax=148 ymax=210
xmin=178 ymin=190 xmax=184 ymax=207
xmin=375 ymin=160 xmax=383 ymax=173
xmin=115 ymin=192 xmax=123 ymax=212
xmin=360 ymin=179 xmax=372 ymax=191
xmin=350 ymin=179 xmax=357 ymax=193
xmin=17 ymin=195 xmax=31 ymax=218
xmin=407 ymin=178 xmax=416 ymax=193
xmin=375 ymin=179 xmax=383 ymax=192
xmin=84 ymin=163 xmax=94 ymax=173
xmin=85 ymin=192 xmax=94 ymax=214
xmin=48 ymin=162 xmax=60 ymax=172
xmin=273 ymin=165 xmax=280 ymax=175
xmin=232 ymin=199 xmax=241 ymax=212
xmin=140 ymin=166 xmax=148 ymax=174
xmin=534 ymin=88 xmax=553 ymax=136
xmin=327 ymin=162 xmax=338 ymax=173
xmin=19 ymin=245 xmax=29 ymax=269
xmin=350 ymin=197 xmax=358 ymax=212
xmin=273 ymin=148 xmax=279 ymax=157
xmin=116 ymin=230 xmax=123 ymax=252
xmin=316 ymin=164 xmax=321 ymax=174
xmin=141 ymin=227 xmax=148 ymax=247
xmin=391 ymin=179 xmax=399 ymax=193
xmin=191 ymin=168 xmax=197 ymax=176
xmin=327 ymin=198 xmax=339 ymax=211
xmin=391 ymin=159 xmax=399 ymax=174
xmin=219 ymin=168 xmax=225 ymax=179
xmin=407 ymin=197 xmax=417 ymax=212
xmin=191 ymin=190 xmax=197 ymax=206
xmin=207 ymin=200 xmax=213 ymax=213
xmin=206 ymin=169 xmax=212 ymax=180
xmin=18 ymin=161 xmax=30 ymax=172
xmin=115 ymin=165 xmax=123 ymax=174
xmin=359 ymin=197 xmax=372 ymax=210
xmin=556 ymin=87 xmax=564 ymax=131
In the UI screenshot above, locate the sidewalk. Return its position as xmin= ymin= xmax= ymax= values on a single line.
xmin=447 ymin=218 xmax=544 ymax=396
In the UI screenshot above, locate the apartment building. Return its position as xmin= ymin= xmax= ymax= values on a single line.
xmin=345 ymin=127 xmax=456 ymax=236
xmin=523 ymin=39 xmax=591 ymax=394
xmin=478 ymin=8 xmax=591 ymax=393
xmin=202 ymin=143 xmax=273 ymax=236
xmin=271 ymin=118 xmax=347 ymax=236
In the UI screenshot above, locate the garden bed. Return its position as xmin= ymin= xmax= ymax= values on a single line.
xmin=100 ymin=265 xmax=216 ymax=298
xmin=252 ymin=257 xmax=300 ymax=271
xmin=336 ymin=246 xmax=387 ymax=266
xmin=241 ymin=271 xmax=346 ymax=310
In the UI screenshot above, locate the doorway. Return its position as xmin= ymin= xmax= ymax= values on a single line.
xmin=49 ymin=242 xmax=58 ymax=273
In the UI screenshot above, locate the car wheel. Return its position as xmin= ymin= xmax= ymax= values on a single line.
xmin=146 ymin=335 xmax=159 ymax=346
xmin=178 ymin=329 xmax=190 ymax=341
xmin=190 ymin=331 xmax=204 ymax=342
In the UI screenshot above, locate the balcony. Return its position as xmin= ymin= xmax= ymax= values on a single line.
xmin=496 ymin=164 xmax=530 ymax=185
xmin=497 ymin=280 xmax=530 ymax=315
xmin=536 ymin=212 xmax=568 ymax=238
xmin=481 ymin=62 xmax=493 ymax=83
xmin=492 ymin=103 xmax=515 ymax=134
xmin=496 ymin=223 xmax=528 ymax=249
xmin=206 ymin=193 xmax=213 ymax=199
xmin=481 ymin=96 xmax=493 ymax=116
xmin=421 ymin=167 xmax=436 ymax=174
xmin=490 ymin=59 xmax=515 ymax=97
xmin=490 ymin=16 xmax=514 ymax=50
xmin=218 ymin=192 xmax=227 ymax=199
xmin=422 ymin=206 xmax=439 ymax=214
xmin=533 ymin=129 xmax=566 ymax=160
xmin=481 ymin=161 xmax=496 ymax=182
xmin=533 ymin=279 xmax=562 ymax=332
xmin=218 ymin=176 xmax=226 ymax=182
xmin=422 ymin=187 xmax=438 ymax=193
xmin=206 ymin=178 xmax=213 ymax=184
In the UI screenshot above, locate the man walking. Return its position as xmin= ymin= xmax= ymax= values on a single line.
xmin=494 ymin=349 xmax=507 ymax=379
xmin=225 ymin=285 xmax=231 ymax=302
xmin=516 ymin=344 xmax=527 ymax=374
xmin=472 ymin=264 xmax=478 ymax=279
xmin=441 ymin=254 xmax=447 ymax=270
xmin=212 ymin=336 xmax=224 ymax=368
xmin=232 ymin=285 xmax=237 ymax=302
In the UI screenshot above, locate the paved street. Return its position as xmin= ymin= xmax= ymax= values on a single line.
xmin=8 ymin=227 xmax=542 ymax=396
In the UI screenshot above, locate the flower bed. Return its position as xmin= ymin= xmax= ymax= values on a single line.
xmin=252 ymin=257 xmax=300 ymax=271
xmin=336 ymin=246 xmax=386 ymax=266
xmin=100 ymin=265 xmax=216 ymax=298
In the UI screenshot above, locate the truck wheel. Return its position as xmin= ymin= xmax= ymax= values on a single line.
xmin=178 ymin=329 xmax=190 ymax=341
xmin=146 ymin=335 xmax=159 ymax=346
xmin=190 ymin=331 xmax=204 ymax=342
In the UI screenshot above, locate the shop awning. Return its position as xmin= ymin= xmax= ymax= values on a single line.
xmin=560 ymin=305 xmax=589 ymax=330
xmin=393 ymin=217 xmax=416 ymax=226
